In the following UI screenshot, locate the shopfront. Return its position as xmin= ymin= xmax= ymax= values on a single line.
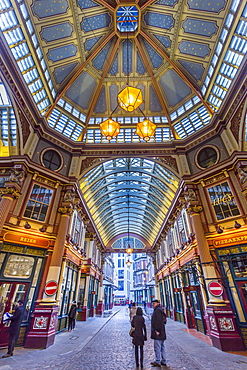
xmin=0 ymin=244 xmax=46 ymax=348
xmin=57 ymin=260 xmax=79 ymax=331
xmin=216 ymin=244 xmax=247 ymax=348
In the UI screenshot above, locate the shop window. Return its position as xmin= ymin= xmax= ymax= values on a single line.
xmin=71 ymin=211 xmax=83 ymax=245
xmin=118 ymin=280 xmax=124 ymax=291
xmin=41 ymin=149 xmax=62 ymax=171
xmin=24 ymin=184 xmax=53 ymax=221
xmin=118 ymin=269 xmax=124 ymax=279
xmin=0 ymin=252 xmax=5 ymax=269
xmin=207 ymin=181 xmax=240 ymax=220
xmin=191 ymin=291 xmax=201 ymax=318
xmin=4 ymin=255 xmax=34 ymax=278
xmin=177 ymin=216 xmax=187 ymax=245
xmin=232 ymin=256 xmax=247 ymax=278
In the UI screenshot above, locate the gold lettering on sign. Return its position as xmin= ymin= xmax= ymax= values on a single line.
xmin=212 ymin=194 xmax=233 ymax=206
xmin=214 ymin=235 xmax=247 ymax=247
xmin=20 ymin=237 xmax=37 ymax=244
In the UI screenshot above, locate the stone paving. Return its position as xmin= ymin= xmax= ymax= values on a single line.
xmin=1 ymin=306 xmax=247 ymax=370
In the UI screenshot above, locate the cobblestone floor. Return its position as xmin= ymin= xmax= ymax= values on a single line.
xmin=1 ymin=307 xmax=247 ymax=370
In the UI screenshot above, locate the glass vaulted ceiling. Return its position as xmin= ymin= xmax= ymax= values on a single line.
xmin=80 ymin=158 xmax=179 ymax=247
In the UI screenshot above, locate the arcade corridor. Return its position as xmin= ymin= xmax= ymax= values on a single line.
xmin=1 ymin=307 xmax=247 ymax=370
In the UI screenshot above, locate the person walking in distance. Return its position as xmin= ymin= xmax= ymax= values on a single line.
xmin=68 ymin=301 xmax=77 ymax=331
xmin=150 ymin=299 xmax=167 ymax=367
xmin=2 ymin=300 xmax=24 ymax=358
xmin=131 ymin=307 xmax=147 ymax=368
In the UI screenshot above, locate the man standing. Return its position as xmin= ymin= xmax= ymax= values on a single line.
xmin=2 ymin=300 xmax=24 ymax=358
xmin=150 ymin=299 xmax=167 ymax=367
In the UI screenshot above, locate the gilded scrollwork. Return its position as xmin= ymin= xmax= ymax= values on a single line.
xmin=58 ymin=206 xmax=73 ymax=215
xmin=186 ymin=205 xmax=203 ymax=214
xmin=0 ymin=187 xmax=21 ymax=199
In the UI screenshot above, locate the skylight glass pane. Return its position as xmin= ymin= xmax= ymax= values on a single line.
xmin=20 ymin=3 xmax=28 ymax=19
xmin=0 ymin=10 xmax=18 ymax=31
xmin=0 ymin=0 xmax=11 ymax=11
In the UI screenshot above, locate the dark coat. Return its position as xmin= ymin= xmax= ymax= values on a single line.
xmin=131 ymin=314 xmax=147 ymax=346
xmin=68 ymin=304 xmax=77 ymax=319
xmin=8 ymin=305 xmax=24 ymax=335
xmin=151 ymin=305 xmax=166 ymax=340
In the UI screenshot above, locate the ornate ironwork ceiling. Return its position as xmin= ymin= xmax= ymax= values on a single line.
xmin=80 ymin=158 xmax=179 ymax=247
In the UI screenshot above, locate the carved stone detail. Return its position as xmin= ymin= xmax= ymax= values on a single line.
xmin=155 ymin=156 xmax=178 ymax=173
xmin=80 ymin=158 xmax=103 ymax=174
xmin=230 ymin=100 xmax=246 ymax=142
xmin=184 ymin=189 xmax=198 ymax=202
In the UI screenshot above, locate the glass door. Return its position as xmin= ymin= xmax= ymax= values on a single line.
xmin=0 ymin=282 xmax=29 ymax=347
xmin=236 ymin=281 xmax=247 ymax=319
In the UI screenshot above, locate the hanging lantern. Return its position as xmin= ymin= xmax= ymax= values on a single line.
xmin=126 ymin=259 xmax=132 ymax=267
xmin=125 ymin=247 xmax=133 ymax=255
xmin=100 ymin=118 xmax=120 ymax=140
xmin=117 ymin=86 xmax=143 ymax=112
xmin=136 ymin=119 xmax=157 ymax=141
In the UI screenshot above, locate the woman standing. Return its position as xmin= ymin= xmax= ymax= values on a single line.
xmin=68 ymin=301 xmax=77 ymax=331
xmin=131 ymin=307 xmax=147 ymax=368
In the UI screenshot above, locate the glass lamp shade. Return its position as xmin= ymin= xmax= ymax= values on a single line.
xmin=117 ymin=86 xmax=143 ymax=112
xmin=125 ymin=247 xmax=133 ymax=255
xmin=136 ymin=119 xmax=157 ymax=141
xmin=100 ymin=118 xmax=120 ymax=140
xmin=126 ymin=259 xmax=132 ymax=267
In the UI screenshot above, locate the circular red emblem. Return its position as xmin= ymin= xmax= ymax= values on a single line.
xmin=208 ymin=281 xmax=223 ymax=297
xmin=45 ymin=281 xmax=58 ymax=296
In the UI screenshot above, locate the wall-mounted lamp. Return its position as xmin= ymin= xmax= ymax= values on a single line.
xmin=39 ymin=226 xmax=46 ymax=232
xmin=25 ymin=221 xmax=31 ymax=229
xmin=216 ymin=226 xmax=224 ymax=234
xmin=234 ymin=221 xmax=242 ymax=229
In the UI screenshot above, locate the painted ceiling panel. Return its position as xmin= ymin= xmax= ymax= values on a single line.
xmin=136 ymin=52 xmax=146 ymax=75
xmin=85 ymin=36 xmax=102 ymax=51
xmin=53 ymin=62 xmax=78 ymax=84
xmin=178 ymin=59 xmax=204 ymax=81
xmin=77 ymin=0 xmax=100 ymax=10
xmin=109 ymin=54 xmax=118 ymax=76
xmin=65 ymin=72 xmax=96 ymax=109
xmin=144 ymin=12 xmax=174 ymax=30
xmin=187 ymin=0 xmax=226 ymax=13
xmin=153 ymin=34 xmax=171 ymax=49
xmin=92 ymin=40 xmax=112 ymax=71
xmin=160 ymin=70 xmax=192 ymax=107
xmin=32 ymin=0 xmax=69 ymax=19
xmin=110 ymin=84 xmax=119 ymax=112
xmin=123 ymin=40 xmax=133 ymax=75
xmin=149 ymin=85 xmax=162 ymax=112
xmin=156 ymin=0 xmax=178 ymax=6
xmin=41 ymin=22 xmax=73 ymax=42
xmin=81 ymin=13 xmax=112 ymax=32
xmin=182 ymin=18 xmax=217 ymax=37
xmin=47 ymin=44 xmax=77 ymax=62
xmin=178 ymin=40 xmax=210 ymax=58
xmin=143 ymin=40 xmax=163 ymax=69
xmin=94 ymin=86 xmax=106 ymax=113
